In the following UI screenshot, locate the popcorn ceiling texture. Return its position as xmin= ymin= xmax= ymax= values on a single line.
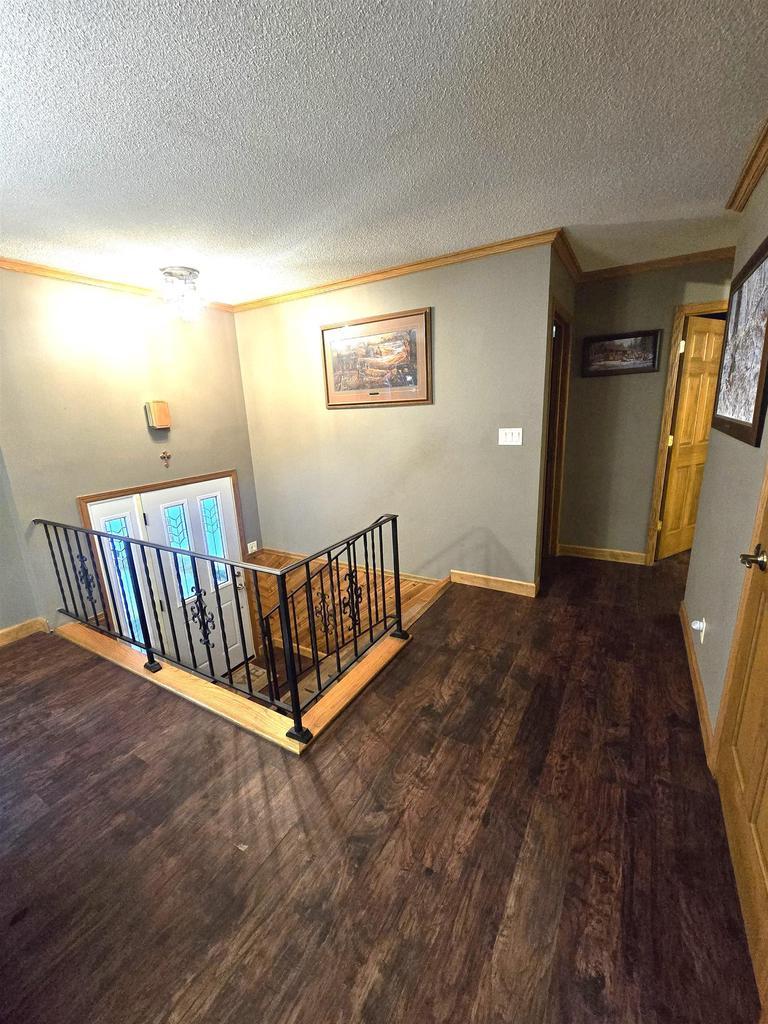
xmin=1 ymin=0 xmax=766 ymax=302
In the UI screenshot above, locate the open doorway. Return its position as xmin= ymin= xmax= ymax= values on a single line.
xmin=647 ymin=302 xmax=728 ymax=564
xmin=540 ymin=309 xmax=572 ymax=570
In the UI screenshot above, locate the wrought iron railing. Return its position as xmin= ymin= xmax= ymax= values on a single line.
xmin=32 ymin=514 xmax=408 ymax=743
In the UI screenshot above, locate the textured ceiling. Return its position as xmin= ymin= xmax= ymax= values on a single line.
xmin=1 ymin=1 xmax=766 ymax=303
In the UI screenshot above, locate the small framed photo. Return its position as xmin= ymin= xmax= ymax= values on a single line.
xmin=713 ymin=234 xmax=768 ymax=446
xmin=581 ymin=330 xmax=661 ymax=378
xmin=321 ymin=307 xmax=432 ymax=408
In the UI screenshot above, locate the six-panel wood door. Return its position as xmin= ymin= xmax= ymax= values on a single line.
xmin=658 ymin=316 xmax=725 ymax=559
xmin=717 ymin=473 xmax=768 ymax=1001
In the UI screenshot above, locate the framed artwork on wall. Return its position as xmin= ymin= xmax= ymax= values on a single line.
xmin=321 ymin=307 xmax=432 ymax=408
xmin=581 ymin=330 xmax=661 ymax=377
xmin=712 ymin=233 xmax=768 ymax=446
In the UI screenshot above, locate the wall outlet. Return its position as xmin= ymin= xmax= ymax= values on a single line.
xmin=691 ymin=618 xmax=706 ymax=644
xmin=247 ymin=541 xmax=259 ymax=554
xmin=498 ymin=427 xmax=523 ymax=446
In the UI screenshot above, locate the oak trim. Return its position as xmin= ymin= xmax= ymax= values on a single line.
xmin=679 ymin=601 xmax=715 ymax=770
xmin=302 ymin=634 xmax=410 ymax=737
xmin=449 ymin=570 xmax=537 ymax=598
xmin=0 ymin=257 xmax=235 ymax=312
xmin=55 ymin=621 xmax=304 ymax=754
xmin=557 ymin=544 xmax=647 ymax=566
xmin=551 ymin=229 xmax=582 ymax=281
xmin=645 ymin=300 xmax=729 ymax=565
xmin=0 ymin=617 xmax=49 ymax=648
xmin=580 ymin=248 xmax=735 ymax=283
xmin=727 ymin=118 xmax=768 ymax=212
xmin=232 ymin=229 xmax=561 ymax=311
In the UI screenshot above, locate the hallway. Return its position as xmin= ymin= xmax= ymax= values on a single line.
xmin=0 ymin=557 xmax=758 ymax=1023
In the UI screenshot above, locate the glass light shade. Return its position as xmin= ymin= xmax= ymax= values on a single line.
xmin=160 ymin=266 xmax=203 ymax=321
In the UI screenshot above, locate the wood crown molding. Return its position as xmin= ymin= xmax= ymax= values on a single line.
xmin=232 ymin=229 xmax=563 ymax=311
xmin=727 ymin=118 xmax=768 ymax=212
xmin=552 ymin=229 xmax=582 ymax=281
xmin=580 ymin=247 xmax=736 ymax=283
xmin=0 ymin=257 xmax=235 ymax=312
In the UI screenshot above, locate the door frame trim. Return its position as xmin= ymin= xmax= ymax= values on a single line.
xmin=77 ymin=470 xmax=258 ymax=649
xmin=645 ymin=300 xmax=728 ymax=565
xmin=537 ymin=302 xmax=573 ymax=580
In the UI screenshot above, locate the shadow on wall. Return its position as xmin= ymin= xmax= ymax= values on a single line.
xmin=418 ymin=526 xmax=533 ymax=583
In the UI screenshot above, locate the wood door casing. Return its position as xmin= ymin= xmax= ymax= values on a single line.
xmin=717 ymin=463 xmax=768 ymax=1000
xmin=657 ymin=317 xmax=725 ymax=559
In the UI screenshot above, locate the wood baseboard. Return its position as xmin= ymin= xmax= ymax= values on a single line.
xmin=449 ymin=570 xmax=537 ymax=598
xmin=557 ymin=544 xmax=648 ymax=566
xmin=0 ymin=617 xmax=49 ymax=648
xmin=679 ymin=602 xmax=715 ymax=771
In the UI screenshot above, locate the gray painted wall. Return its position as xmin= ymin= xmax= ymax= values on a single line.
xmin=0 ymin=448 xmax=37 ymax=628
xmin=235 ymin=245 xmax=552 ymax=583
xmin=0 ymin=270 xmax=260 ymax=624
xmin=560 ymin=260 xmax=732 ymax=553
xmin=685 ymin=173 xmax=768 ymax=725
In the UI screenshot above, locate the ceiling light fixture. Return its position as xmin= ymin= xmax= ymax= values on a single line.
xmin=159 ymin=266 xmax=203 ymax=321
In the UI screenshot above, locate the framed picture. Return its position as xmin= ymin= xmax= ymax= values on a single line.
xmin=581 ymin=330 xmax=661 ymax=377
xmin=713 ymin=234 xmax=768 ymax=446
xmin=321 ymin=307 xmax=432 ymax=408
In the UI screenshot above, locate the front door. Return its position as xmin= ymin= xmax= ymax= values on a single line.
xmin=717 ymin=468 xmax=768 ymax=1000
xmin=658 ymin=316 xmax=725 ymax=559
xmin=86 ymin=476 xmax=254 ymax=679
xmin=140 ymin=478 xmax=253 ymax=677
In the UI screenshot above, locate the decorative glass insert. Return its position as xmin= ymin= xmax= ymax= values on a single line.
xmin=199 ymin=495 xmax=228 ymax=585
xmin=102 ymin=516 xmax=142 ymax=640
xmin=162 ymin=502 xmax=196 ymax=600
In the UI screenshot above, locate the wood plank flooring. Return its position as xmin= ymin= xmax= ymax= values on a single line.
xmin=0 ymin=555 xmax=759 ymax=1023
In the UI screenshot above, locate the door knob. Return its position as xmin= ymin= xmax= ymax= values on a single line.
xmin=740 ymin=545 xmax=768 ymax=571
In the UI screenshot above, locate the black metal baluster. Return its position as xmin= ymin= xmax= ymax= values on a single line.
xmin=378 ymin=523 xmax=388 ymax=627
xmin=210 ymin=562 xmax=234 ymax=686
xmin=63 ymin=527 xmax=89 ymax=621
xmin=317 ymin=566 xmax=331 ymax=654
xmin=172 ymin=551 xmax=197 ymax=668
xmin=276 ymin=574 xmax=312 ymax=744
xmin=43 ymin=523 xmax=67 ymax=608
xmin=155 ymin=549 xmax=181 ymax=662
xmin=96 ymin=534 xmax=125 ymax=637
xmin=110 ymin=537 xmax=138 ymax=643
xmin=346 ymin=542 xmax=359 ymax=659
xmin=334 ymin=553 xmax=346 ymax=646
xmin=326 ymin=552 xmax=342 ymax=675
xmin=290 ymin=591 xmax=303 ymax=674
xmin=370 ymin=527 xmax=380 ymax=625
xmin=54 ymin=528 xmax=79 ymax=614
xmin=84 ymin=533 xmax=109 ymax=627
xmin=230 ymin=564 xmax=253 ymax=695
xmin=73 ymin=531 xmax=99 ymax=624
xmin=264 ymin=613 xmax=279 ymax=701
xmin=139 ymin=545 xmax=166 ymax=657
xmin=390 ymin=517 xmax=409 ymax=640
xmin=305 ymin=563 xmax=322 ymax=693
xmin=190 ymin=557 xmax=216 ymax=678
xmin=362 ymin=531 xmax=374 ymax=643
xmin=124 ymin=540 xmax=162 ymax=672
xmin=251 ymin=570 xmax=277 ymax=700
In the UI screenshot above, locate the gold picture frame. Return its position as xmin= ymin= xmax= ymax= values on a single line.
xmin=321 ymin=307 xmax=432 ymax=408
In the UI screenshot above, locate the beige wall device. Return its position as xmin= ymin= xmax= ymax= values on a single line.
xmin=144 ymin=401 xmax=171 ymax=429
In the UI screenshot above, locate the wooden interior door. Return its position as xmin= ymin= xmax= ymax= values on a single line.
xmin=657 ymin=316 xmax=725 ymax=559
xmin=717 ymin=470 xmax=768 ymax=1001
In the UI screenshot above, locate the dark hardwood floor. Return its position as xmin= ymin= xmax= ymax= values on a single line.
xmin=0 ymin=555 xmax=759 ymax=1023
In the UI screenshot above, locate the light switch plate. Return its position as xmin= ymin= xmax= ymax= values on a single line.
xmin=247 ymin=541 xmax=259 ymax=554
xmin=498 ymin=427 xmax=523 ymax=446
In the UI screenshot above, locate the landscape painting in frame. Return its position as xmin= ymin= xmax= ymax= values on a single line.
xmin=322 ymin=307 xmax=432 ymax=408
xmin=713 ymin=234 xmax=768 ymax=446
xmin=581 ymin=330 xmax=661 ymax=377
